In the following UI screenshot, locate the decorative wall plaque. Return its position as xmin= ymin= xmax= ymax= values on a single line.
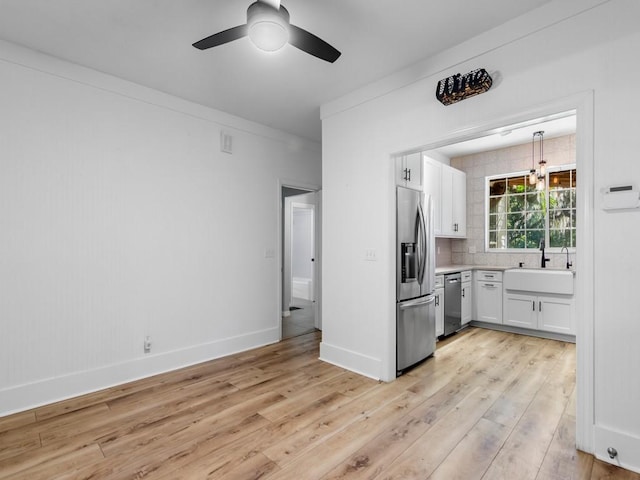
xmin=436 ymin=68 xmax=493 ymax=106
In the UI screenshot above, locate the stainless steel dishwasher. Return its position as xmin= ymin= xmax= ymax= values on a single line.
xmin=444 ymin=272 xmax=462 ymax=336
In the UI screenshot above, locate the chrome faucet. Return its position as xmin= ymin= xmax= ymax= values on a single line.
xmin=540 ymin=239 xmax=550 ymax=268
xmin=561 ymin=246 xmax=573 ymax=270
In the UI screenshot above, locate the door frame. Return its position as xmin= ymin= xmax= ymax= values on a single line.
xmin=404 ymin=91 xmax=594 ymax=453
xmin=277 ymin=179 xmax=322 ymax=339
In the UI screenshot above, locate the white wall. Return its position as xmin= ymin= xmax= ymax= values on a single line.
xmin=321 ymin=0 xmax=640 ymax=472
xmin=0 ymin=40 xmax=321 ymax=415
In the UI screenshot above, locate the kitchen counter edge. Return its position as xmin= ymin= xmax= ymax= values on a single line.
xmin=435 ymin=265 xmax=507 ymax=275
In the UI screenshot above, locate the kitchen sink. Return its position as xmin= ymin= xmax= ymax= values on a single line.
xmin=503 ymin=268 xmax=574 ymax=295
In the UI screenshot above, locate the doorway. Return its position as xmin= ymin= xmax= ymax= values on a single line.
xmin=281 ymin=186 xmax=319 ymax=339
xmin=409 ymin=93 xmax=594 ymax=453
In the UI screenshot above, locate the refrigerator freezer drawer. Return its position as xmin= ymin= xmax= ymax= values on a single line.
xmin=397 ymin=295 xmax=436 ymax=375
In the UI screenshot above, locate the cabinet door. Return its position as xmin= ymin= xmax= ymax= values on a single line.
xmin=538 ymin=296 xmax=575 ymax=334
xmin=396 ymin=153 xmax=422 ymax=189
xmin=440 ymin=165 xmax=466 ymax=237
xmin=422 ymin=156 xmax=442 ymax=235
xmin=461 ymin=282 xmax=473 ymax=325
xmin=440 ymin=166 xmax=454 ymax=236
xmin=503 ymin=293 xmax=537 ymax=329
xmin=451 ymin=168 xmax=467 ymax=237
xmin=435 ymin=288 xmax=444 ymax=337
xmin=476 ymin=281 xmax=503 ymax=324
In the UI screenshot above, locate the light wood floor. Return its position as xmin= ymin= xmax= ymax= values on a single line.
xmin=2 ymin=327 xmax=639 ymax=479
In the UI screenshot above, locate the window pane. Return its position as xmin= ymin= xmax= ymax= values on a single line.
xmin=489 ymin=196 xmax=507 ymax=214
xmin=507 ymin=212 xmax=526 ymax=230
xmin=572 ymin=169 xmax=577 ymax=188
xmin=550 ymin=190 xmax=573 ymax=209
xmin=507 ymin=176 xmax=526 ymax=194
xmin=526 ymin=230 xmax=544 ymax=249
xmin=489 ymin=179 xmax=506 ymax=196
xmin=526 ymin=211 xmax=545 ymax=229
xmin=508 ymin=195 xmax=525 ymax=212
xmin=507 ymin=231 xmax=526 ymax=248
xmin=549 ymin=209 xmax=572 ymax=229
xmin=550 ymin=229 xmax=572 ymax=248
xmin=549 ymin=170 xmax=571 ymax=189
xmin=489 ymin=213 xmax=508 ymax=230
xmin=526 ymin=193 xmax=544 ymax=210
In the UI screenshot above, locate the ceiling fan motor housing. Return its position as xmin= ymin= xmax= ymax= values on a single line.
xmin=247 ymin=2 xmax=290 ymax=51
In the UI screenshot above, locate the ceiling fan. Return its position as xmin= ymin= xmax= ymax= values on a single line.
xmin=192 ymin=0 xmax=341 ymax=63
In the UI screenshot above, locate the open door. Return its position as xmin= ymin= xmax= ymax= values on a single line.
xmin=282 ymin=188 xmax=320 ymax=338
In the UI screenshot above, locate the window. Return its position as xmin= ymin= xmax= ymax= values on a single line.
xmin=487 ymin=166 xmax=576 ymax=251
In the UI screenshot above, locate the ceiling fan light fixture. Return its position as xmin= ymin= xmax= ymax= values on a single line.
xmin=247 ymin=2 xmax=290 ymax=52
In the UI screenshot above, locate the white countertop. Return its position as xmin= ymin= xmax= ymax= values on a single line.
xmin=435 ymin=265 xmax=508 ymax=275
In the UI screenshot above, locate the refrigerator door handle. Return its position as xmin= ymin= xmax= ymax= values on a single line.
xmin=399 ymin=295 xmax=435 ymax=310
xmin=416 ymin=201 xmax=427 ymax=286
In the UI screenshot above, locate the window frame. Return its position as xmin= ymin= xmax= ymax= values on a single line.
xmin=485 ymin=164 xmax=576 ymax=253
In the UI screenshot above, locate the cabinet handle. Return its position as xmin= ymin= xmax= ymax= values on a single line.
xmin=539 ymin=301 xmax=542 ymax=311
xmin=532 ymin=301 xmax=535 ymax=311
xmin=435 ymin=295 xmax=440 ymax=306
xmin=403 ymin=168 xmax=408 ymax=181
xmin=408 ymin=168 xmax=411 ymax=182
xmin=462 ymin=288 xmax=465 ymax=298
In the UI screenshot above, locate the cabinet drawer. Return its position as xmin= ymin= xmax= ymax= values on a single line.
xmin=435 ymin=275 xmax=444 ymax=288
xmin=477 ymin=270 xmax=502 ymax=282
xmin=461 ymin=271 xmax=472 ymax=282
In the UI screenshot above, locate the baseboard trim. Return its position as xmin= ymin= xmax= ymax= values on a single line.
xmin=319 ymin=341 xmax=381 ymax=381
xmin=0 ymin=327 xmax=280 ymax=417
xmin=594 ymin=425 xmax=640 ymax=474
xmin=469 ymin=321 xmax=576 ymax=343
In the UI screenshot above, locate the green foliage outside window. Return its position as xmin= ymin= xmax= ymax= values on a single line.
xmin=487 ymin=168 xmax=576 ymax=250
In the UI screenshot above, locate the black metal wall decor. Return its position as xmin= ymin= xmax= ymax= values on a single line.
xmin=435 ymin=68 xmax=493 ymax=106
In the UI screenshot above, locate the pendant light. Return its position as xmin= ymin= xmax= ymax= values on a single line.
xmin=530 ymin=130 xmax=547 ymax=189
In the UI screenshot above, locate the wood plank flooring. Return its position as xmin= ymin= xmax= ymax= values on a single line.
xmin=1 ymin=327 xmax=638 ymax=479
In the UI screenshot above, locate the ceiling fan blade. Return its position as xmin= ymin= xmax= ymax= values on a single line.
xmin=288 ymin=25 xmax=341 ymax=63
xmin=258 ymin=0 xmax=281 ymax=10
xmin=193 ymin=24 xmax=248 ymax=50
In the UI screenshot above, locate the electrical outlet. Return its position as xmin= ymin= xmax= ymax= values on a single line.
xmin=144 ymin=336 xmax=152 ymax=353
xmin=364 ymin=249 xmax=377 ymax=261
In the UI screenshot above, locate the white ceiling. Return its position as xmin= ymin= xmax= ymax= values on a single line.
xmin=434 ymin=113 xmax=577 ymax=158
xmin=0 ymin=0 xmax=554 ymax=143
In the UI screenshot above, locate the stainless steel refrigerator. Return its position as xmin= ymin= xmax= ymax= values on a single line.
xmin=396 ymin=186 xmax=436 ymax=376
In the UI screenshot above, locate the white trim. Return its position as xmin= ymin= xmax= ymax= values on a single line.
xmin=574 ymin=91 xmax=595 ymax=453
xmin=0 ymin=327 xmax=280 ymax=417
xmin=594 ymin=425 xmax=640 ymax=474
xmin=277 ymin=179 xmax=321 ymax=340
xmin=319 ymin=341 xmax=381 ymax=381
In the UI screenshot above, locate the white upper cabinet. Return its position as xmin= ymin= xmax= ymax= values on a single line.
xmin=423 ymin=155 xmax=466 ymax=238
xmin=396 ymin=152 xmax=422 ymax=190
xmin=422 ymin=156 xmax=442 ymax=235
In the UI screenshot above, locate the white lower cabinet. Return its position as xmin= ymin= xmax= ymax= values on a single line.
xmin=475 ymin=270 xmax=503 ymax=324
xmin=503 ymin=292 xmax=575 ymax=334
xmin=503 ymin=293 xmax=538 ymax=329
xmin=435 ymin=287 xmax=444 ymax=337
xmin=461 ymin=281 xmax=472 ymax=325
xmin=476 ymin=281 xmax=503 ymax=324
xmin=435 ymin=275 xmax=444 ymax=337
